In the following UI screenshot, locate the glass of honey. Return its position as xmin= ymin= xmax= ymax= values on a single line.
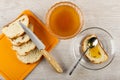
xmin=46 ymin=2 xmax=83 ymax=39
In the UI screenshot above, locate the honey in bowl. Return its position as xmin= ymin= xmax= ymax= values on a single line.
xmin=46 ymin=2 xmax=83 ymax=39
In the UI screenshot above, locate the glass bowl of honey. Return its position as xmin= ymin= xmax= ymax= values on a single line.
xmin=46 ymin=1 xmax=83 ymax=39
xmin=73 ymin=27 xmax=115 ymax=70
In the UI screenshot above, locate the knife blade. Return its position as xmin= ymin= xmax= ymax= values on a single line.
xmin=19 ymin=22 xmax=45 ymax=50
xmin=19 ymin=22 xmax=63 ymax=73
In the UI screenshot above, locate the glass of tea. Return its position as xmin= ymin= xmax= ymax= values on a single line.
xmin=46 ymin=2 xmax=84 ymax=39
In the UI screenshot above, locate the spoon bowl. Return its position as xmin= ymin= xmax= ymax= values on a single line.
xmin=87 ymin=37 xmax=98 ymax=48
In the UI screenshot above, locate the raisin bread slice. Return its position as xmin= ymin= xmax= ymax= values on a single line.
xmin=2 ymin=15 xmax=29 ymax=39
xmin=11 ymin=23 xmax=34 ymax=46
xmin=15 ymin=15 xmax=29 ymax=27
xmin=13 ymin=40 xmax=36 ymax=56
xmin=11 ymin=34 xmax=30 ymax=46
xmin=17 ymin=48 xmax=42 ymax=64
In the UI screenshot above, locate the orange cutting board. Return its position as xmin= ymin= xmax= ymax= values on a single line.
xmin=0 ymin=10 xmax=59 ymax=80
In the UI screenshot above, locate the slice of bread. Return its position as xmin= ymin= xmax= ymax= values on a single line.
xmin=11 ymin=34 xmax=30 ymax=46
xmin=2 ymin=15 xmax=29 ymax=39
xmin=15 ymin=15 xmax=29 ymax=27
xmin=81 ymin=34 xmax=108 ymax=64
xmin=13 ymin=40 xmax=36 ymax=56
xmin=17 ymin=48 xmax=42 ymax=64
xmin=11 ymin=23 xmax=34 ymax=46
xmin=2 ymin=22 xmax=25 ymax=39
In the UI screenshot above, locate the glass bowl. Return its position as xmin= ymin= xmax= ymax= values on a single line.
xmin=46 ymin=1 xmax=84 ymax=39
xmin=73 ymin=27 xmax=115 ymax=70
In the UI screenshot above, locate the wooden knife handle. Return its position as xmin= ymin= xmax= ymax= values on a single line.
xmin=40 ymin=49 xmax=63 ymax=73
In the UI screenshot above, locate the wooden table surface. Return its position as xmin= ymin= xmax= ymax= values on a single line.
xmin=0 ymin=0 xmax=120 ymax=80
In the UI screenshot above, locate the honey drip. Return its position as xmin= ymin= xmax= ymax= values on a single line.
xmin=89 ymin=44 xmax=101 ymax=58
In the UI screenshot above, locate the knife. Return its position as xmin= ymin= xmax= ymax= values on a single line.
xmin=19 ymin=22 xmax=63 ymax=73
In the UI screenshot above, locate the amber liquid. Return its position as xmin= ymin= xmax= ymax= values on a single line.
xmin=89 ymin=45 xmax=101 ymax=58
xmin=49 ymin=4 xmax=81 ymax=38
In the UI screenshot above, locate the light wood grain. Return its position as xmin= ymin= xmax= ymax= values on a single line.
xmin=40 ymin=49 xmax=63 ymax=73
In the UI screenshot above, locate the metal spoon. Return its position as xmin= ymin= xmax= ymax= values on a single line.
xmin=69 ymin=37 xmax=98 ymax=75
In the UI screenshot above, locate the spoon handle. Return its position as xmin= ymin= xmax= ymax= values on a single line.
xmin=69 ymin=47 xmax=89 ymax=75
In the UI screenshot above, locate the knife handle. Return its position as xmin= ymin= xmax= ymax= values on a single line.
xmin=40 ymin=49 xmax=63 ymax=73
